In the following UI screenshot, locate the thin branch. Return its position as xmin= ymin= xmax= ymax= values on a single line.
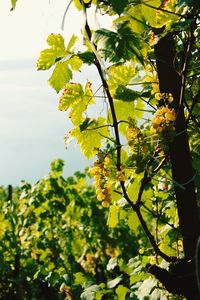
xmin=85 ymin=124 xmax=113 ymax=131
xmin=142 ymin=2 xmax=182 ymax=17
xmin=138 ymin=96 xmax=157 ymax=110
xmin=120 ymin=181 xmax=136 ymax=211
xmin=136 ymin=208 xmax=174 ymax=262
xmin=141 ymin=203 xmax=179 ymax=232
xmin=186 ymin=89 xmax=200 ymax=125
xmin=136 ymin=108 xmax=155 ymax=113
xmin=82 ymin=2 xmax=122 ymax=170
xmin=179 ymin=14 xmax=197 ymax=107
xmin=135 ymin=170 xmax=150 ymax=206
xmin=153 ymin=156 xmax=168 ymax=173
xmin=61 ymin=0 xmax=73 ymax=30
xmin=127 ymin=81 xmax=158 ymax=86
xmin=98 ymin=133 xmax=114 ymax=143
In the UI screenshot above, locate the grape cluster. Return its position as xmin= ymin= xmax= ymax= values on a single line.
xmin=126 ymin=125 xmax=139 ymax=146
xmin=155 ymin=92 xmax=174 ymax=103
xmin=150 ymin=106 xmax=176 ymax=134
xmin=144 ymin=65 xmax=159 ymax=95
xmin=89 ymin=155 xmax=112 ymax=207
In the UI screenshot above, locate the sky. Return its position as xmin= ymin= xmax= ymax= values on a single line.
xmin=0 ymin=0 xmax=101 ymax=186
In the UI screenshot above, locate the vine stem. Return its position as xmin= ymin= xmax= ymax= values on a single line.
xmin=135 ymin=208 xmax=174 ymax=262
xmin=82 ymin=3 xmax=122 ymax=170
xmin=81 ymin=2 xmax=173 ymax=262
xmin=179 ymin=12 xmax=197 ymax=107
xmin=142 ymin=2 xmax=182 ymax=17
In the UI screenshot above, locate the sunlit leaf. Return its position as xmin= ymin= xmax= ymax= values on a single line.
xmin=107 ymin=205 xmax=119 ymax=228
xmin=48 ymin=61 xmax=72 ymax=92
xmin=71 ymin=117 xmax=110 ymax=158
xmin=114 ymin=85 xmax=141 ymax=102
xmin=66 ymin=34 xmax=78 ymax=52
xmin=74 ymin=272 xmax=87 ymax=285
xmin=93 ymin=22 xmax=145 ymax=63
xmin=59 ymin=81 xmax=94 ymax=126
xmin=37 ymin=34 xmax=66 ymax=70
xmin=115 ymin=285 xmax=129 ymax=300
xmin=11 ymin=0 xmax=17 ymax=10
xmin=79 ymin=118 xmax=95 ymax=132
xmin=127 ymin=211 xmax=140 ymax=231
xmin=73 ymin=0 xmax=83 ymax=10
xmin=68 ymin=55 xmax=82 ymax=71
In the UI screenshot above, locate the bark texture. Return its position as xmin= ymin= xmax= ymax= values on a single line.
xmin=153 ymin=32 xmax=200 ymax=299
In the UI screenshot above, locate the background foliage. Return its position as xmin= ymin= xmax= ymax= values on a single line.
xmin=0 ymin=160 xmax=176 ymax=299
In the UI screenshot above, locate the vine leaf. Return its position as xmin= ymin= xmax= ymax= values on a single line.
xmin=49 ymin=61 xmax=72 ymax=92
xmin=110 ymin=0 xmax=129 ymax=15
xmin=37 ymin=34 xmax=82 ymax=92
xmin=78 ymin=52 xmax=95 ymax=65
xmin=108 ymin=64 xmax=136 ymax=96
xmin=49 ymin=56 xmax=82 ymax=92
xmin=37 ymin=34 xmax=66 ymax=70
xmin=114 ymin=85 xmax=141 ymax=102
xmin=11 ymin=0 xmax=17 ymax=10
xmin=93 ymin=22 xmax=145 ymax=63
xmin=59 ymin=81 xmax=94 ymax=126
xmin=115 ymin=285 xmax=130 ymax=300
xmin=70 ymin=117 xmax=110 ymax=158
xmin=107 ymin=205 xmax=119 ymax=228
xmin=127 ymin=211 xmax=140 ymax=232
xmin=79 ymin=118 xmax=95 ymax=132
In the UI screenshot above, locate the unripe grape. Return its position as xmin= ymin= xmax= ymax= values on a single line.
xmin=102 ymin=200 xmax=109 ymax=207
xmin=116 ymin=171 xmax=127 ymax=182
xmin=104 ymin=156 xmax=110 ymax=165
xmin=94 ymin=174 xmax=101 ymax=181
xmin=97 ymin=193 xmax=106 ymax=201
xmin=104 ymin=194 xmax=111 ymax=203
xmin=155 ymin=92 xmax=162 ymax=100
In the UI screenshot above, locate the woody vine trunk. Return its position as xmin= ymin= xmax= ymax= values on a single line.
xmin=152 ymin=32 xmax=200 ymax=298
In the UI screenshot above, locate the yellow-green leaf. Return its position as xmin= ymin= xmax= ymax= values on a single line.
xmin=115 ymin=285 xmax=129 ymax=300
xmin=127 ymin=211 xmax=140 ymax=232
xmin=73 ymin=0 xmax=83 ymax=10
xmin=59 ymin=83 xmax=84 ymax=111
xmin=108 ymin=64 xmax=135 ymax=96
xmin=107 ymin=205 xmax=119 ymax=228
xmin=68 ymin=56 xmax=82 ymax=71
xmin=47 ymin=33 xmax=65 ymax=50
xmin=37 ymin=34 xmax=66 ymax=70
xmin=141 ymin=0 xmax=161 ymax=27
xmin=59 ymin=81 xmax=94 ymax=126
xmin=66 ymin=34 xmax=78 ymax=52
xmin=74 ymin=272 xmax=87 ymax=285
xmin=71 ymin=117 xmax=110 ymax=158
xmin=127 ymin=173 xmax=143 ymax=202
xmin=11 ymin=0 xmax=17 ymax=10
xmin=37 ymin=49 xmax=58 ymax=70
xmin=48 ymin=61 xmax=72 ymax=93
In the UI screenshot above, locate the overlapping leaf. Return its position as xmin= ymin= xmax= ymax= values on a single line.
xmin=59 ymin=81 xmax=94 ymax=126
xmin=70 ymin=117 xmax=110 ymax=158
xmin=37 ymin=34 xmax=82 ymax=92
xmin=37 ymin=34 xmax=66 ymax=70
xmin=93 ymin=22 xmax=146 ymax=63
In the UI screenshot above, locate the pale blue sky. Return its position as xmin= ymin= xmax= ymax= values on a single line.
xmin=0 ymin=1 xmax=112 ymax=185
xmin=0 ymin=1 xmax=95 ymax=185
xmin=0 ymin=58 xmax=92 ymax=185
